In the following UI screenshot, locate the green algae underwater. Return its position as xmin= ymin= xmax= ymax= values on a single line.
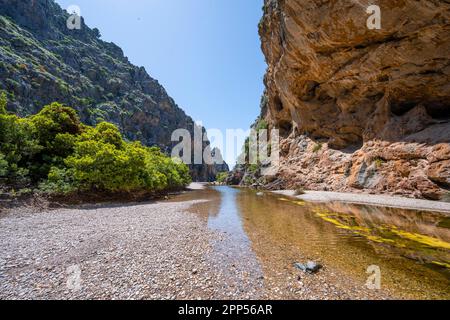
xmin=176 ymin=186 xmax=450 ymax=299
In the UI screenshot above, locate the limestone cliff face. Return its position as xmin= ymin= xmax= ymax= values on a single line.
xmin=258 ymin=0 xmax=450 ymax=199
xmin=0 ymin=0 xmax=228 ymax=181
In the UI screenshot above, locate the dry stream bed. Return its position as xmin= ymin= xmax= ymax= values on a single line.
xmin=0 ymin=186 xmax=449 ymax=300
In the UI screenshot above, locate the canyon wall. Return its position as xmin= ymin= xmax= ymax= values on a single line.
xmin=0 ymin=0 xmax=228 ymax=181
xmin=256 ymin=0 xmax=450 ymax=199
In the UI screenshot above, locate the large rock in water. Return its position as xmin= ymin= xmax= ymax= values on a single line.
xmin=258 ymin=0 xmax=450 ymax=199
xmin=0 ymin=0 xmax=228 ymax=181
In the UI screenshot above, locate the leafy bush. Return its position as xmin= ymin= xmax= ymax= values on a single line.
xmin=0 ymin=152 xmax=8 ymax=176
xmin=255 ymin=119 xmax=268 ymax=131
xmin=0 ymin=91 xmax=7 ymax=114
xmin=0 ymin=112 xmax=41 ymax=184
xmin=62 ymin=136 xmax=190 ymax=193
xmin=243 ymin=175 xmax=256 ymax=185
xmin=0 ymin=102 xmax=191 ymax=195
xmin=38 ymin=167 xmax=76 ymax=194
xmin=373 ymin=157 xmax=386 ymax=168
xmin=248 ymin=163 xmax=260 ymax=175
xmin=312 ymin=142 xmax=323 ymax=153
xmin=216 ymin=172 xmax=228 ymax=184
xmin=30 ymin=103 xmax=82 ymax=142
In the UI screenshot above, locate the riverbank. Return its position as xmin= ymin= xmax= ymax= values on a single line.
xmin=0 ymin=185 xmax=197 ymax=215
xmin=2 ymin=185 xmax=449 ymax=300
xmin=272 ymin=190 xmax=450 ymax=214
xmin=0 ymin=199 xmax=220 ymax=300
xmin=0 ymin=188 xmax=394 ymax=300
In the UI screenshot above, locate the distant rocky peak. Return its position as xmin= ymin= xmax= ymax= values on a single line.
xmin=0 ymin=0 xmax=228 ymax=181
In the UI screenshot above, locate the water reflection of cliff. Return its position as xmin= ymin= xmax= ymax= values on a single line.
xmin=236 ymin=190 xmax=450 ymax=299
xmin=315 ymin=202 xmax=450 ymax=268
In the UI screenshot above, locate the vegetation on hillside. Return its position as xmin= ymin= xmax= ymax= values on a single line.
xmin=215 ymin=172 xmax=228 ymax=184
xmin=0 ymin=10 xmax=193 ymax=147
xmin=0 ymin=7 xmax=223 ymax=181
xmin=0 ymin=98 xmax=191 ymax=197
xmin=223 ymin=92 xmax=273 ymax=187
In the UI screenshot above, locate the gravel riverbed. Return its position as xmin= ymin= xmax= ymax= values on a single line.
xmin=0 ymin=197 xmax=392 ymax=300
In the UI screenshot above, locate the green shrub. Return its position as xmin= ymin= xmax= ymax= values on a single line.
xmin=312 ymin=143 xmax=323 ymax=153
xmin=255 ymin=119 xmax=268 ymax=131
xmin=146 ymin=147 xmax=191 ymax=189
xmin=38 ymin=167 xmax=76 ymax=194
xmin=30 ymin=102 xmax=81 ymax=140
xmin=60 ymin=125 xmax=190 ymax=193
xmin=66 ymin=139 xmax=145 ymax=192
xmin=373 ymin=157 xmax=386 ymax=168
xmin=0 ymin=112 xmax=42 ymax=182
xmin=243 ymin=176 xmax=256 ymax=185
xmin=1 ymin=103 xmax=192 ymax=195
xmin=0 ymin=91 xmax=7 ymax=114
xmin=216 ymin=172 xmax=228 ymax=184
xmin=248 ymin=163 xmax=260 ymax=174
xmin=27 ymin=102 xmax=82 ymax=179
xmin=0 ymin=152 xmax=8 ymax=176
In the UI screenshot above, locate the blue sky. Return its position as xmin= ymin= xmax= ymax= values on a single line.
xmin=56 ymin=0 xmax=267 ymax=165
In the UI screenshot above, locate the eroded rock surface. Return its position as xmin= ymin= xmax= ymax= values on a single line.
xmin=256 ymin=0 xmax=450 ymax=199
xmin=0 ymin=0 xmax=227 ymax=181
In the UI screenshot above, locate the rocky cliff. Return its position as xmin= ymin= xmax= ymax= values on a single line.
xmin=252 ymin=0 xmax=450 ymax=200
xmin=0 ymin=0 xmax=228 ymax=181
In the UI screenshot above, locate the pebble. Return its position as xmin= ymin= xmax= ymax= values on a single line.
xmin=0 ymin=200 xmax=392 ymax=300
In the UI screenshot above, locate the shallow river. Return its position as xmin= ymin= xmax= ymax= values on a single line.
xmin=174 ymin=186 xmax=450 ymax=299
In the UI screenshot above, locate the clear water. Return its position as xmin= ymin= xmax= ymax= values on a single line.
xmin=174 ymin=186 xmax=450 ymax=299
